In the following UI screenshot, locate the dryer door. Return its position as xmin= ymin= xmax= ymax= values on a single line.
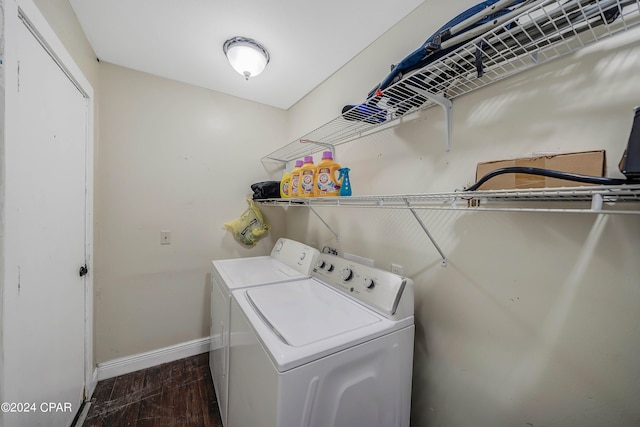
xmin=246 ymin=280 xmax=380 ymax=347
xmin=238 ymin=279 xmax=403 ymax=372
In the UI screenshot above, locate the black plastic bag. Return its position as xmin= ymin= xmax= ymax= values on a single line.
xmin=251 ymin=181 xmax=281 ymax=200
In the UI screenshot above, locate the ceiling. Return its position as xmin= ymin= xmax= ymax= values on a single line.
xmin=69 ymin=0 xmax=424 ymax=110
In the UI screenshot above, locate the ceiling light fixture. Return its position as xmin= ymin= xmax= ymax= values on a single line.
xmin=223 ymin=36 xmax=270 ymax=80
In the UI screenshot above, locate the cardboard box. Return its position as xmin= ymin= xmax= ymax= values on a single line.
xmin=475 ymin=150 xmax=606 ymax=190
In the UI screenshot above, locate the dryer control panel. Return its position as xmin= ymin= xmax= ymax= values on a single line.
xmin=270 ymin=238 xmax=320 ymax=275
xmin=312 ymin=253 xmax=414 ymax=320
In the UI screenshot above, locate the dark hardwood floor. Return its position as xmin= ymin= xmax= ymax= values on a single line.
xmin=82 ymin=353 xmax=223 ymax=427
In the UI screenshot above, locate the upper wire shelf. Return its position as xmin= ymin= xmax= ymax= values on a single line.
xmin=256 ymin=185 xmax=640 ymax=214
xmin=262 ymin=0 xmax=640 ymax=164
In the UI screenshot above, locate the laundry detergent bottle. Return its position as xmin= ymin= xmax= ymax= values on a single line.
xmin=314 ymin=151 xmax=341 ymax=197
xmin=289 ymin=160 xmax=303 ymax=198
xmin=298 ymin=156 xmax=316 ymax=197
xmin=280 ymin=169 xmax=291 ymax=198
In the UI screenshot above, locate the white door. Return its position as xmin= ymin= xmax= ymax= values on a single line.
xmin=3 ymin=11 xmax=89 ymax=427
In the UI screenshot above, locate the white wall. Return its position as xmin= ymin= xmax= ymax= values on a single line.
xmin=95 ymin=63 xmax=286 ymax=363
xmin=280 ymin=2 xmax=640 ymax=426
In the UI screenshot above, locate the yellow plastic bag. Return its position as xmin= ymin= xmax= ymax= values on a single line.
xmin=224 ymin=199 xmax=270 ymax=246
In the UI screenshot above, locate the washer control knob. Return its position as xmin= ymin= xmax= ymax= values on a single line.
xmin=316 ymin=260 xmax=325 ymax=269
xmin=299 ymin=252 xmax=306 ymax=260
xmin=340 ymin=267 xmax=353 ymax=281
xmin=362 ymin=277 xmax=375 ymax=289
xmin=274 ymin=241 xmax=283 ymax=252
xmin=325 ymin=263 xmax=334 ymax=272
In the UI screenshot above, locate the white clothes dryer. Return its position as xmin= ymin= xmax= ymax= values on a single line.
xmin=227 ymin=253 xmax=414 ymax=427
xmin=210 ymin=238 xmax=319 ymax=426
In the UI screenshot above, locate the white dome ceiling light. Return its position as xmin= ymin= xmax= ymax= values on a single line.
xmin=223 ymin=36 xmax=270 ymax=80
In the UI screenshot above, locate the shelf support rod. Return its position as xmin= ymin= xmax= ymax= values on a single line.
xmin=405 ymin=199 xmax=447 ymax=267
xmin=308 ymin=205 xmax=339 ymax=241
xmin=410 ymin=88 xmax=452 ymax=151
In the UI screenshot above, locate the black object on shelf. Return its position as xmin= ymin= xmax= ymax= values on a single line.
xmin=251 ymin=181 xmax=281 ymax=200
xmin=465 ymin=167 xmax=630 ymax=192
xmin=620 ymin=106 xmax=640 ymax=179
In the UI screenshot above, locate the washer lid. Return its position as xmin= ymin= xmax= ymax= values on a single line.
xmin=245 ymin=280 xmax=381 ymax=347
xmin=213 ymin=256 xmax=306 ymax=289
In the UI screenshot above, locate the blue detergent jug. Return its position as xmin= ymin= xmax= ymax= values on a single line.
xmin=338 ymin=168 xmax=352 ymax=196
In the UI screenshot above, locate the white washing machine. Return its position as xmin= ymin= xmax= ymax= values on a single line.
xmin=210 ymin=238 xmax=320 ymax=426
xmin=227 ymin=253 xmax=415 ymax=427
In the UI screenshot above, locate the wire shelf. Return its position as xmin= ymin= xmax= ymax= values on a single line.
xmin=262 ymin=0 xmax=640 ymax=164
xmin=256 ymin=184 xmax=640 ymax=214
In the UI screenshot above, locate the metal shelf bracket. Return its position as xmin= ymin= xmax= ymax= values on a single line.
xmin=410 ymin=89 xmax=453 ymax=151
xmin=308 ymin=205 xmax=339 ymax=241
xmin=404 ymin=198 xmax=447 ymax=267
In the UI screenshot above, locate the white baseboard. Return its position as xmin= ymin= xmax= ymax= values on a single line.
xmin=96 ymin=336 xmax=211 ymax=381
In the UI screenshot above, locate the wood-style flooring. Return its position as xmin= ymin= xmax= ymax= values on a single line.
xmin=82 ymin=353 xmax=223 ymax=427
